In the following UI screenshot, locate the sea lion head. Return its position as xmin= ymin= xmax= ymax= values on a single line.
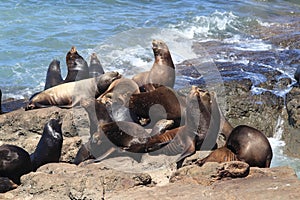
xmin=73 ymin=58 xmax=89 ymax=71
xmin=186 ymin=86 xmax=212 ymax=131
xmin=45 ymin=118 xmax=63 ymax=140
xmin=152 ymin=39 xmax=174 ymax=67
xmin=48 ymin=59 xmax=61 ymax=73
xmin=66 ymin=46 xmax=84 ymax=69
xmin=90 ymin=53 xmax=102 ymax=66
xmin=96 ymin=71 xmax=122 ymax=93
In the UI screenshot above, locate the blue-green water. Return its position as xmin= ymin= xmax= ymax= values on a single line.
xmin=1 ymin=0 xmax=300 ymax=176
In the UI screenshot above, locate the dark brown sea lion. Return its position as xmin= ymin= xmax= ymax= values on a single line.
xmin=0 ymin=144 xmax=32 ymax=185
xmin=74 ymin=119 xmax=174 ymax=165
xmin=294 ymin=65 xmax=300 ymax=86
xmin=226 ymin=125 xmax=273 ymax=168
xmin=148 ymin=86 xmax=220 ymax=168
xmin=64 ymin=46 xmax=89 ymax=83
xmin=128 ymin=85 xmax=185 ymax=128
xmin=44 ymin=59 xmax=64 ymax=90
xmin=89 ymin=52 xmax=105 ymax=77
xmin=0 ymin=177 xmax=18 ymax=193
xmin=30 ymin=119 xmax=63 ymax=171
xmin=194 ymin=147 xmax=238 ymax=166
xmin=26 ymin=71 xmax=122 ymax=110
xmin=132 ymin=39 xmax=175 ymax=92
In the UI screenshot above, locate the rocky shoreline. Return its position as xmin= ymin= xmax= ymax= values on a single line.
xmin=1 ymin=75 xmax=300 ymax=198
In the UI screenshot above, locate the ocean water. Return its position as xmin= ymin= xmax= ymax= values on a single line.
xmin=1 ymin=0 xmax=300 ymax=176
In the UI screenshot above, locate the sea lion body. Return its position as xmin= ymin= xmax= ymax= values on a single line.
xmin=99 ymin=78 xmax=140 ymax=122
xmin=0 ymin=177 xmax=18 ymax=193
xmin=89 ymin=53 xmax=105 ymax=77
xmin=26 ymin=72 xmax=121 ymax=110
xmin=226 ymin=125 xmax=273 ymax=168
xmin=74 ymin=119 xmax=174 ymax=165
xmin=195 ymin=147 xmax=238 ymax=166
xmin=0 ymin=144 xmax=32 ymax=184
xmin=132 ymin=39 xmax=175 ymax=92
xmin=30 ymin=119 xmax=63 ymax=171
xmin=64 ymin=46 xmax=89 ymax=82
xmin=194 ymin=88 xmax=233 ymax=141
xmin=129 ymin=86 xmax=185 ymax=127
xmin=149 ymin=86 xmax=220 ymax=168
xmin=44 ymin=59 xmax=63 ymax=90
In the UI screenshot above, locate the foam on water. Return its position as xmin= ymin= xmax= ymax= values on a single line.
xmin=268 ymin=115 xmax=300 ymax=178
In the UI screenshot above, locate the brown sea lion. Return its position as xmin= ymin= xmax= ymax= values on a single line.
xmin=226 ymin=125 xmax=273 ymax=168
xmin=148 ymin=86 xmax=220 ymax=168
xmin=74 ymin=119 xmax=174 ymax=165
xmin=194 ymin=146 xmax=238 ymax=166
xmin=44 ymin=59 xmax=64 ymax=90
xmin=26 ymin=71 xmax=121 ymax=110
xmin=64 ymin=46 xmax=89 ymax=83
xmin=98 ymin=78 xmax=140 ymax=122
xmin=197 ymin=88 xmax=233 ymax=140
xmin=30 ymin=119 xmax=63 ymax=171
xmin=128 ymin=85 xmax=185 ymax=128
xmin=132 ymin=39 xmax=175 ymax=92
xmin=89 ymin=52 xmax=105 ymax=77
xmin=0 ymin=144 xmax=32 ymax=185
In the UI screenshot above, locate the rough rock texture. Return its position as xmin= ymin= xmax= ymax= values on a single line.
xmin=284 ymin=86 xmax=300 ymax=157
xmin=106 ymin=165 xmax=300 ymax=200
xmin=169 ymin=161 xmax=250 ymax=186
xmin=0 ymin=163 xmax=152 ymax=199
xmin=1 ymin=161 xmax=299 ymax=200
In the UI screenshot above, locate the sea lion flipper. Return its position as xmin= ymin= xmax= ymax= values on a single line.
xmin=146 ymin=141 xmax=170 ymax=152
xmin=176 ymin=142 xmax=195 ymax=169
xmin=93 ymin=147 xmax=116 ymax=163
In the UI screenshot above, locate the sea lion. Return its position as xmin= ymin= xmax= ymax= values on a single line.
xmin=194 ymin=146 xmax=238 ymax=166
xmin=226 ymin=125 xmax=273 ymax=168
xmin=74 ymin=119 xmax=174 ymax=165
xmin=148 ymin=86 xmax=220 ymax=168
xmin=26 ymin=71 xmax=122 ymax=110
xmin=98 ymin=78 xmax=140 ymax=122
xmin=64 ymin=46 xmax=89 ymax=82
xmin=197 ymin=88 xmax=233 ymax=140
xmin=89 ymin=52 xmax=105 ymax=77
xmin=0 ymin=177 xmax=18 ymax=193
xmin=0 ymin=144 xmax=32 ymax=185
xmin=44 ymin=59 xmax=64 ymax=90
xmin=128 ymin=85 xmax=185 ymax=128
xmin=132 ymin=39 xmax=175 ymax=92
xmin=30 ymin=119 xmax=63 ymax=171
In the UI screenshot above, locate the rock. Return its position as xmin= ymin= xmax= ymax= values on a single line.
xmin=169 ymin=161 xmax=249 ymax=186
xmin=105 ymin=166 xmax=300 ymax=200
xmin=0 ymin=163 xmax=152 ymax=199
xmin=285 ymin=86 xmax=300 ymax=157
